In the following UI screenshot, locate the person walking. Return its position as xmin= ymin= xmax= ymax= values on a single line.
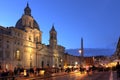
xmin=86 ymin=65 xmax=89 ymax=75
xmin=116 ymin=62 xmax=120 ymax=79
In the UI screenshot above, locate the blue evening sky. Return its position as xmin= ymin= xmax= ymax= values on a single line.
xmin=0 ymin=0 xmax=120 ymax=49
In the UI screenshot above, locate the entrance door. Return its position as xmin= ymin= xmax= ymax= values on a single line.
xmin=41 ymin=61 xmax=44 ymax=68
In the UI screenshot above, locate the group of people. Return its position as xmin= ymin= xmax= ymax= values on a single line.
xmin=0 ymin=66 xmax=39 ymax=79
xmin=0 ymin=68 xmax=15 ymax=80
xmin=0 ymin=63 xmax=120 ymax=79
xmin=79 ymin=65 xmax=96 ymax=75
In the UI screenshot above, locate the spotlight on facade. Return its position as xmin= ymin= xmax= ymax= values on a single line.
xmin=24 ymin=69 xmax=27 ymax=77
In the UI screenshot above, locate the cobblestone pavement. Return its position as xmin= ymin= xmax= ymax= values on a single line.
xmin=41 ymin=71 xmax=111 ymax=80
xmin=83 ymin=72 xmax=111 ymax=80
xmin=16 ymin=71 xmax=84 ymax=80
xmin=16 ymin=71 xmax=120 ymax=80
xmin=113 ymin=71 xmax=120 ymax=80
xmin=41 ymin=72 xmax=86 ymax=80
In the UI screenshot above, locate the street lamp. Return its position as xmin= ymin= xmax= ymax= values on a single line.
xmin=60 ymin=59 xmax=63 ymax=72
xmin=61 ymin=59 xmax=63 ymax=62
xmin=59 ymin=58 xmax=63 ymax=67
xmin=75 ymin=61 xmax=78 ymax=65
xmin=79 ymin=49 xmax=82 ymax=54
xmin=79 ymin=49 xmax=82 ymax=66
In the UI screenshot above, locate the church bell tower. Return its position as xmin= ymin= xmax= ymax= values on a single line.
xmin=49 ymin=24 xmax=57 ymax=49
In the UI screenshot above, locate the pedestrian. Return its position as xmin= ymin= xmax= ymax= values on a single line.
xmin=92 ymin=65 xmax=96 ymax=74
xmin=86 ymin=65 xmax=89 ymax=75
xmin=80 ymin=66 xmax=83 ymax=74
xmin=116 ymin=62 xmax=120 ymax=78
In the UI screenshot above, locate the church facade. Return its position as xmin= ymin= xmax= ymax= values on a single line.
xmin=0 ymin=4 xmax=65 ymax=70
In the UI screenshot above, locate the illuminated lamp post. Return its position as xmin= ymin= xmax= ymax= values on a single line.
xmin=60 ymin=59 xmax=63 ymax=72
xmin=79 ymin=49 xmax=82 ymax=66
xmin=75 ymin=61 xmax=78 ymax=67
xmin=60 ymin=59 xmax=63 ymax=66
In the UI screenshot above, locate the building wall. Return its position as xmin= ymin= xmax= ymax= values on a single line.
xmin=64 ymin=53 xmax=80 ymax=68
xmin=0 ymin=25 xmax=66 ymax=70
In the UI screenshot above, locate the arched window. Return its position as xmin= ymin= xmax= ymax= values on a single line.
xmin=15 ymin=50 xmax=20 ymax=61
xmin=35 ymin=36 xmax=38 ymax=42
xmin=29 ymin=36 xmax=31 ymax=41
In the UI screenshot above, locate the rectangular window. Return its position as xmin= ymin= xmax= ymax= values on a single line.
xmin=0 ymin=51 xmax=3 ymax=58
xmin=0 ymin=43 xmax=2 ymax=48
xmin=5 ymin=51 xmax=10 ymax=58
xmin=6 ymin=44 xmax=9 ymax=48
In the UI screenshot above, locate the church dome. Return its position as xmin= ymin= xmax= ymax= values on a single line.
xmin=15 ymin=3 xmax=40 ymax=30
xmin=15 ymin=18 xmax=40 ymax=30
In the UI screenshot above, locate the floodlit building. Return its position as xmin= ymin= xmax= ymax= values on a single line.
xmin=0 ymin=3 xmax=66 ymax=70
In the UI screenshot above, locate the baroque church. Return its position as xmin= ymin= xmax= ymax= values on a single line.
xmin=0 ymin=3 xmax=65 ymax=70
